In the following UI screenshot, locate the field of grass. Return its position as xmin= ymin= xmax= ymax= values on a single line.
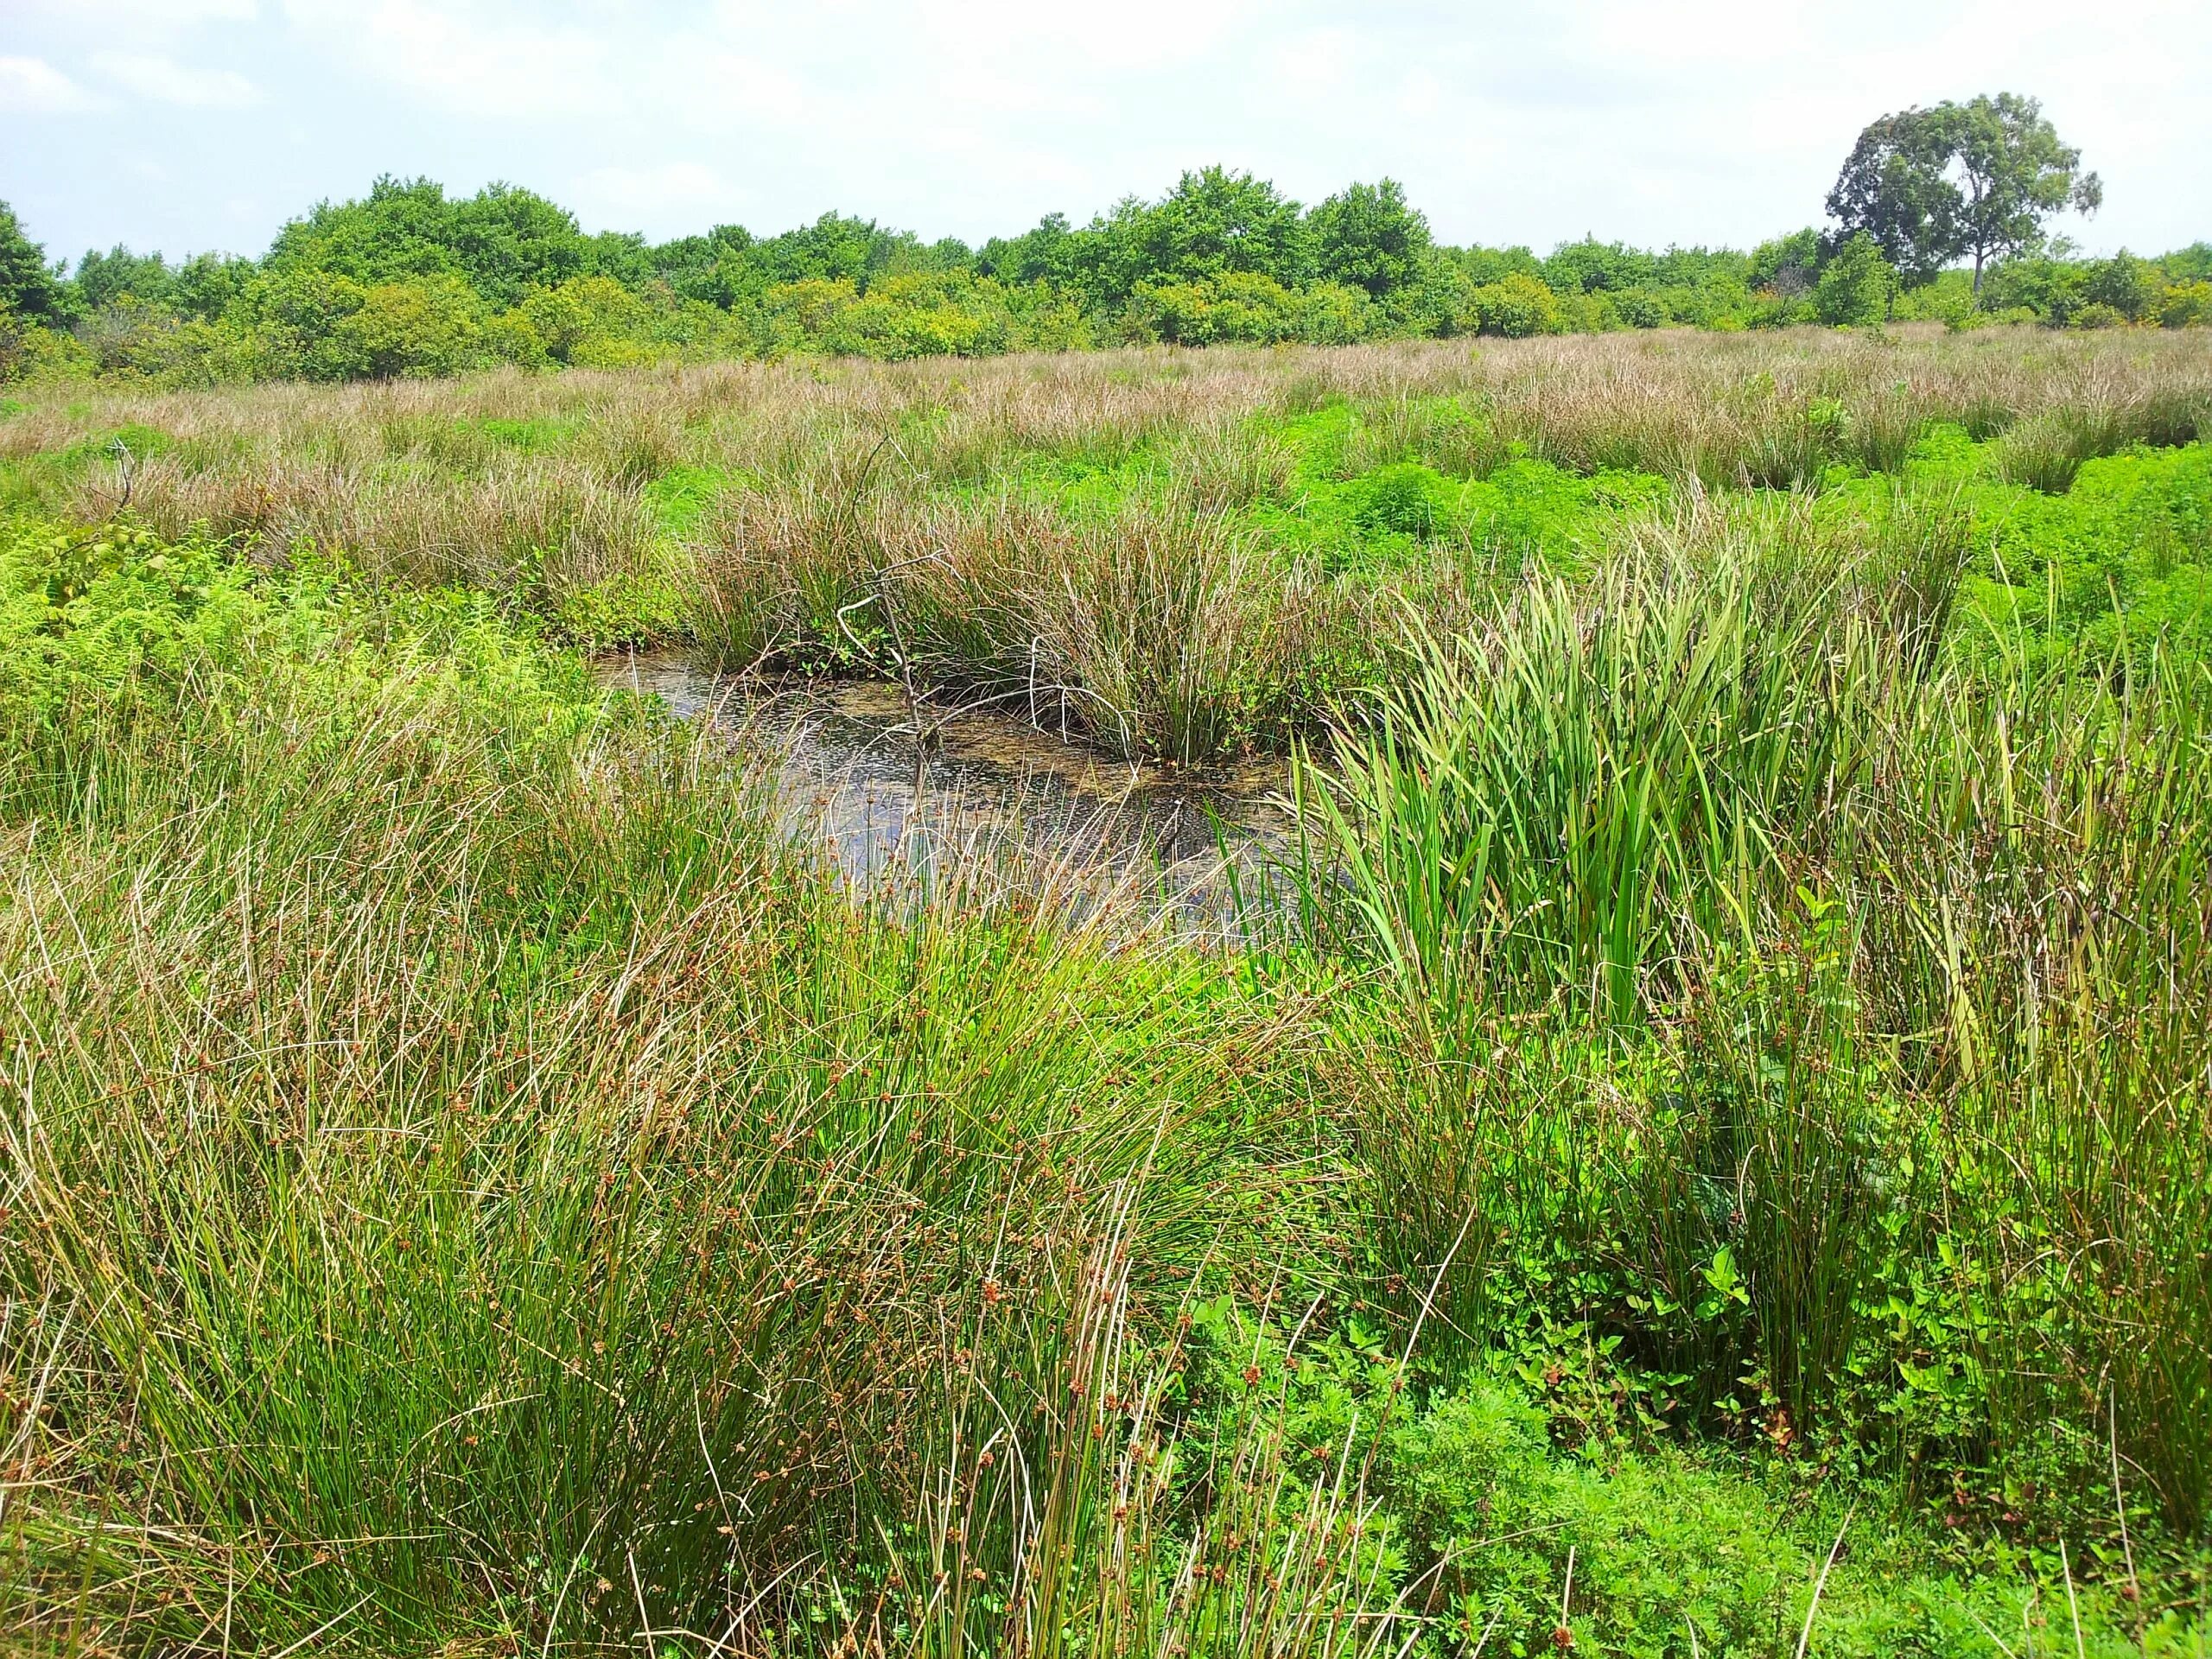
xmin=6 ymin=325 xmax=2210 ymax=759
xmin=3 ymin=327 xmax=2212 ymax=1656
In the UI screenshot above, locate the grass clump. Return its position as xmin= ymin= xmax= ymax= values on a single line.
xmin=1 ymin=516 xmax=1335 ymax=1652
xmin=1292 ymin=498 xmax=2212 ymax=1549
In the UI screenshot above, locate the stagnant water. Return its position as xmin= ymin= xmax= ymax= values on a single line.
xmin=601 ymin=652 xmax=1298 ymax=918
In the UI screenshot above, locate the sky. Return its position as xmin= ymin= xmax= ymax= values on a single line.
xmin=3 ymin=0 xmax=2208 ymax=270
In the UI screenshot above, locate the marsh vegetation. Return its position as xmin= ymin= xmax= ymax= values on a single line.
xmin=4 ymin=326 xmax=2212 ymax=1656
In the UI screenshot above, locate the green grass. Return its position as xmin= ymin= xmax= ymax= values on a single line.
xmin=676 ymin=397 xmax=2212 ymax=760
xmin=1287 ymin=499 xmax=2212 ymax=1538
xmin=7 ymin=331 xmax=2212 ymax=1654
xmin=5 ymin=510 xmax=2209 ymax=1656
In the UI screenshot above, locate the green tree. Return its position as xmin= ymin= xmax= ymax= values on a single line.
xmin=1943 ymin=92 xmax=2101 ymax=291
xmin=2163 ymin=243 xmax=2212 ymax=285
xmin=444 ymin=183 xmax=597 ymax=302
xmin=170 ymin=252 xmax=256 ymax=321
xmin=0 ymin=200 xmax=63 ymax=321
xmin=73 ymin=245 xmax=174 ymax=312
xmin=266 ymin=175 xmax=467 ymax=287
xmin=232 ymin=266 xmax=370 ymax=379
xmin=1748 ymin=229 xmax=1821 ymax=298
xmin=651 ymin=225 xmax=758 ymax=308
xmin=1307 ymin=178 xmax=1431 ymax=299
xmin=1541 ymin=238 xmax=1657 ymax=295
xmin=747 ymin=213 xmax=925 ymax=292
xmin=1096 ymin=168 xmax=1312 ymax=304
xmin=1813 ymin=231 xmax=1899 ymax=325
xmin=1824 ymin=110 xmax=1961 ymax=285
xmin=2082 ymin=252 xmax=2160 ymax=322
xmin=978 ymin=213 xmax=1084 ymax=287
xmin=265 ymin=177 xmax=601 ymax=308
xmin=1827 ymin=94 xmax=2100 ymax=292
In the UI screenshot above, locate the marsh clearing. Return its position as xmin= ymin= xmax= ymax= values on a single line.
xmin=599 ymin=649 xmax=1294 ymax=919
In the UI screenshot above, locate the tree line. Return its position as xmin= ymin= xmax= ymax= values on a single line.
xmin=2 ymin=92 xmax=2205 ymax=385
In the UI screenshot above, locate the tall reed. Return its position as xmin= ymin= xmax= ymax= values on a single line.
xmin=1294 ymin=505 xmax=2212 ymax=1525
xmin=0 ymin=594 xmax=1320 ymax=1651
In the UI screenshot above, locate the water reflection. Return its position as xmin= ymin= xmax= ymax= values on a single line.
xmin=601 ymin=652 xmax=1295 ymax=924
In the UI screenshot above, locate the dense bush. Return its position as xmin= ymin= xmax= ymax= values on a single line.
xmin=3 ymin=171 xmax=2206 ymax=391
xmin=1815 ymin=232 xmax=1902 ymax=325
xmin=1462 ymin=270 xmax=1566 ymax=337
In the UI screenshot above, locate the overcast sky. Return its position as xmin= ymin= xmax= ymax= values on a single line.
xmin=3 ymin=0 xmax=2207 ymax=270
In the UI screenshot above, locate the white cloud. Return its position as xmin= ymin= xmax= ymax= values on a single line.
xmin=657 ymin=46 xmax=811 ymax=130
xmin=20 ymin=0 xmax=257 ymax=27
xmin=93 ymin=53 xmax=264 ymax=107
xmin=571 ymin=162 xmax=752 ymax=234
xmin=1269 ymin=27 xmax=1359 ymax=93
xmin=280 ymin=0 xmax=625 ymax=117
xmin=0 ymin=54 xmax=102 ymax=113
xmin=902 ymin=0 xmax=1257 ymax=73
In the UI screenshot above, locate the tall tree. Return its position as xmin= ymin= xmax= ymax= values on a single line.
xmin=0 ymin=200 xmax=63 ymax=321
xmin=1942 ymin=93 xmax=2101 ymax=290
xmin=1824 ymin=110 xmax=1961 ymax=285
xmin=1098 ymin=168 xmax=1312 ymax=302
xmin=73 ymin=245 xmax=175 ymax=312
xmin=1827 ymin=94 xmax=2101 ymax=291
xmin=1307 ymin=179 xmax=1431 ymax=299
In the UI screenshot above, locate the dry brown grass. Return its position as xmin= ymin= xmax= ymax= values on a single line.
xmin=16 ymin=324 xmax=2209 ymax=489
xmin=6 ymin=327 xmax=2209 ymax=756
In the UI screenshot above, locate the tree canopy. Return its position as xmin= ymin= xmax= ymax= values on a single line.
xmin=0 ymin=200 xmax=62 ymax=321
xmin=1827 ymin=93 xmax=2101 ymax=289
xmin=1307 ymin=179 xmax=1431 ymax=299
xmin=3 ymin=127 xmax=2201 ymax=391
xmin=264 ymin=176 xmax=651 ymax=308
xmin=1946 ymin=93 xmax=2102 ymax=287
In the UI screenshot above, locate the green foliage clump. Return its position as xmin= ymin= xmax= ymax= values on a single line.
xmin=0 ymin=198 xmax=65 ymax=322
xmin=15 ymin=133 xmax=2212 ymax=393
xmin=1815 ymin=232 xmax=1902 ymax=326
xmin=1463 ymin=270 xmax=1567 ymax=337
xmin=1963 ymin=440 xmax=2212 ymax=670
xmin=1125 ymin=270 xmax=1381 ymax=346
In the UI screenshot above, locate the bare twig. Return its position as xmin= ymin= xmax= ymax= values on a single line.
xmin=1796 ymin=1503 xmax=1853 ymax=1659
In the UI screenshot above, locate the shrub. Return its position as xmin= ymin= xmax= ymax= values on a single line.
xmin=1350 ymin=461 xmax=1444 ymax=538
xmin=1891 ymin=270 xmax=1979 ymax=327
xmin=513 ymin=272 xmax=651 ymax=365
xmin=2157 ymin=281 xmax=2212 ymax=328
xmin=1292 ymin=279 xmax=1385 ymax=344
xmin=1614 ymin=287 xmax=1669 ymax=328
xmin=1463 ymin=271 xmax=1565 ymax=337
xmin=328 ymin=275 xmax=490 ymax=378
xmin=820 ymin=270 xmax=1014 ymax=358
xmin=231 ymin=265 xmax=371 ymax=379
xmin=1127 ymin=270 xmax=1312 ymax=346
xmin=2084 ymin=252 xmax=2163 ymax=322
xmin=1815 ymin=232 xmax=1900 ymax=326
xmin=70 ymin=299 xmax=240 ymax=385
